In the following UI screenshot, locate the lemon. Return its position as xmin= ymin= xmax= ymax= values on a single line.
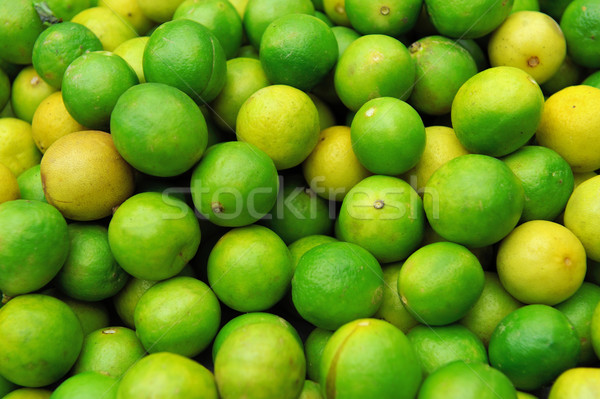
xmin=99 ymin=0 xmax=154 ymax=35
xmin=564 ymin=175 xmax=600 ymax=262
xmin=0 ymin=163 xmax=19 ymax=204
xmin=0 ymin=118 xmax=42 ymax=177
xmin=548 ymin=367 xmax=600 ymax=399
xmin=113 ymin=37 xmax=150 ymax=84
xmin=71 ymin=7 xmax=137 ymax=52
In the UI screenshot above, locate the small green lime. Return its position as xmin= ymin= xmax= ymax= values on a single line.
xmin=16 ymin=164 xmax=46 ymax=202
xmin=60 ymin=297 xmax=111 ymax=336
xmin=0 ymin=0 xmax=45 ymax=65
xmin=304 ymin=327 xmax=333 ymax=382
xmin=50 ymin=372 xmax=118 ymax=399
xmin=113 ymin=278 xmax=157 ymax=329
xmin=288 ymin=235 xmax=338 ymax=271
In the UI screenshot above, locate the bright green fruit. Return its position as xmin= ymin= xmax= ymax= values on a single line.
xmin=305 ymin=327 xmax=333 ymax=382
xmin=50 ymin=372 xmax=118 ymax=399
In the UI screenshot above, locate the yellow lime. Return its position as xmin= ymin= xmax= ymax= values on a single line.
xmin=0 ymin=163 xmax=19 ymax=205
xmin=564 ymin=175 xmax=600 ymax=262
xmin=345 ymin=0 xmax=421 ymax=36
xmin=112 ymin=37 xmax=149 ymax=84
xmin=71 ymin=7 xmax=137 ymax=52
xmin=137 ymin=0 xmax=186 ymax=23
xmin=548 ymin=367 xmax=600 ymax=399
xmin=323 ymin=0 xmax=350 ymax=26
xmin=99 ymin=0 xmax=154 ymax=35
xmin=0 ymin=118 xmax=41 ymax=177
xmin=10 ymin=66 xmax=58 ymax=124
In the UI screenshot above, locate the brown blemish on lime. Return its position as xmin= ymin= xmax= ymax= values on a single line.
xmin=374 ymin=200 xmax=385 ymax=209
xmin=326 ymin=324 xmax=361 ymax=399
xmin=335 ymin=2 xmax=345 ymax=15
xmin=380 ymin=6 xmax=390 ymax=15
xmin=409 ymin=42 xmax=421 ymax=54
xmin=30 ymin=76 xmax=40 ymax=86
xmin=527 ymin=56 xmax=540 ymax=68
xmin=212 ymin=202 xmax=224 ymax=214
xmin=564 ymin=257 xmax=572 ymax=267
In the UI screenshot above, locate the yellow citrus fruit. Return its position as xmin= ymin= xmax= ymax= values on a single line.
xmin=489 ymin=11 xmax=567 ymax=84
xmin=573 ymin=171 xmax=597 ymax=188
xmin=99 ymin=0 xmax=154 ymax=35
xmin=137 ymin=0 xmax=186 ymax=23
xmin=0 ymin=163 xmax=20 ymax=204
xmin=323 ymin=0 xmax=350 ymax=26
xmin=113 ymin=37 xmax=150 ymax=84
xmin=548 ymin=367 xmax=600 ymax=399
xmin=0 ymin=117 xmax=42 ymax=177
xmin=536 ymin=85 xmax=600 ymax=173
xmin=71 ymin=7 xmax=137 ymax=52
xmin=40 ymin=131 xmax=135 ymax=221
xmin=302 ymin=125 xmax=371 ymax=201
xmin=373 ymin=262 xmax=419 ymax=333
xmin=10 ymin=66 xmax=58 ymax=124
xmin=497 ymin=220 xmax=586 ymax=305
xmin=517 ymin=392 xmax=538 ymax=399
xmin=31 ymin=92 xmax=87 ymax=153
xmin=564 ymin=175 xmax=600 ymax=262
xmin=228 ymin=0 xmax=249 ymax=19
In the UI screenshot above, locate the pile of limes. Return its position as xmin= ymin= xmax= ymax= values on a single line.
xmin=2 ymin=0 xmax=600 ymax=398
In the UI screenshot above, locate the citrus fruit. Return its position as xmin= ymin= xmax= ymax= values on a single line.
xmin=497 ymin=220 xmax=586 ymax=305
xmin=489 ymin=11 xmax=567 ymax=84
xmin=108 ymin=192 xmax=201 ymax=280
xmin=398 ymin=242 xmax=484 ymax=326
xmin=517 ymin=392 xmax=538 ymax=399
xmin=61 ymin=297 xmax=110 ymax=336
xmin=292 ymin=241 xmax=384 ymax=330
xmin=302 ymin=125 xmax=371 ymax=202
xmin=0 ymin=67 xmax=9 ymax=111
xmin=237 ymin=85 xmax=320 ymax=170
xmin=488 ymin=304 xmax=580 ymax=390
xmin=143 ymin=19 xmax=227 ymax=103
xmin=0 ymin=295 xmax=83 ymax=387
xmin=334 ymin=34 xmax=415 ymax=111
xmin=351 ymin=97 xmax=425 ymax=175
xmin=424 ymin=0 xmax=514 ymax=39
xmin=262 ymin=176 xmax=334 ymax=244
xmin=320 ymin=318 xmax=421 ymax=399
xmin=4 ymin=389 xmax=52 ymax=399
xmin=345 ymin=0 xmax=421 ymax=36
xmin=409 ymin=36 xmax=477 ymax=116
xmin=336 ymin=175 xmax=425 ymax=263
xmin=459 ymin=271 xmax=522 ymax=346
xmin=211 ymin=57 xmax=270 ymax=131
xmin=560 ymin=0 xmax=600 ymax=68
xmin=309 ymin=93 xmax=336 ymax=130
xmin=111 ymin=83 xmax=208 ymax=177
xmin=174 ymin=0 xmax=243 ymax=59
xmin=564 ymin=175 xmax=600 ymax=262
xmin=243 ymin=0 xmax=315 ymax=48
xmin=403 ymin=126 xmax=469 ymax=193
xmin=593 ymin=301 xmax=600 ymax=357
xmin=55 ymin=224 xmax=128 ymax=301
xmin=0 ymin=375 xmax=16 ymax=397
xmin=424 ymin=154 xmax=524 ymax=248
xmin=134 ymin=276 xmax=221 ymax=357
xmin=45 ymin=0 xmax=95 ymax=21
xmin=190 ymin=141 xmax=279 ymax=226
xmin=574 ymin=171 xmax=598 ymax=188
xmin=117 ymin=352 xmax=218 ymax=399
xmin=73 ymin=326 xmax=146 ymax=378
xmin=208 ymin=225 xmax=293 ymax=311
xmin=113 ymin=37 xmax=149 ymax=83
xmin=288 ymin=234 xmax=338 ymax=270
xmin=373 ymin=262 xmax=419 ymax=333
xmin=417 ymin=360 xmax=518 ymax=399
xmin=540 ymin=56 xmax=583 ymax=95
xmin=0 ymin=163 xmax=20 ymax=204
xmin=237 ymin=44 xmax=259 ymax=58
xmin=71 ymin=7 xmax=137 ymax=51
xmin=99 ymin=0 xmax=154 ymax=35
xmin=323 ymin=0 xmax=350 ymax=26
xmin=40 ymin=130 xmax=135 ymax=221
xmin=582 ymin=70 xmax=600 ymax=87
xmin=0 ymin=200 xmax=69 ymax=297
xmin=304 ymin=327 xmax=333 ymax=382
xmin=113 ymin=278 xmax=157 ymax=329
xmin=31 ymin=92 xmax=87 ymax=153
xmin=10 ymin=66 xmax=58 ymax=123
xmin=136 ymin=0 xmax=186 ymax=23
xmin=32 ymin=22 xmax=103 ymax=89
xmin=451 ymin=66 xmax=544 ymax=157
xmin=51 ymin=372 xmax=118 ymax=399
xmin=0 ymin=0 xmax=45 ymax=65
xmin=229 ymin=0 xmax=249 ymax=18
xmin=260 ymin=14 xmax=338 ymax=90
xmin=215 ymin=322 xmax=305 ymax=399
xmin=408 ymin=324 xmax=488 ymax=377
xmin=62 ymin=51 xmax=138 ymax=130
xmin=512 ymin=0 xmax=540 ymax=12
xmin=502 ymin=145 xmax=574 ymax=222
xmin=548 ymin=367 xmax=600 ymax=399
xmin=540 ymin=0 xmax=572 ymax=20
xmin=299 ymin=381 xmax=323 ymax=399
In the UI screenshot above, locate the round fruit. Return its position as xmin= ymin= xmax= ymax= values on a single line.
xmin=16 ymin=164 xmax=45 ymax=203
xmin=113 ymin=37 xmax=149 ymax=83
xmin=0 ymin=0 xmax=45 ymax=65
xmin=0 ymin=117 xmax=41 ymax=177
xmin=70 ymin=7 xmax=137 ymax=51
xmin=345 ymin=0 xmax=421 ymax=36
xmin=288 ymin=234 xmax=338 ymax=270
xmin=373 ymin=263 xmax=418 ymax=333
xmin=113 ymin=278 xmax=157 ymax=329
xmin=560 ymin=0 xmax=600 ymax=68
xmin=564 ymin=175 xmax=600 ymax=262
xmin=51 ymin=372 xmax=118 ymax=399
xmin=99 ymin=0 xmax=154 ymax=35
xmin=3 ymin=388 xmax=52 ymax=399
xmin=548 ymin=367 xmax=600 ymax=399
xmin=10 ymin=66 xmax=58 ymax=124
xmin=61 ymin=298 xmax=110 ymax=336
xmin=304 ymin=327 xmax=333 ymax=382
xmin=0 ymin=163 xmax=19 ymax=205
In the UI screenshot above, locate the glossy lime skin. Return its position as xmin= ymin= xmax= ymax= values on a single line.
xmin=50 ymin=372 xmax=118 ymax=399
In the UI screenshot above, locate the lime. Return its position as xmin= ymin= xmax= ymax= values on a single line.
xmin=111 ymin=83 xmax=208 ymax=177
xmin=32 ymin=22 xmax=103 ymax=89
xmin=0 ymin=375 xmax=16 ymax=397
xmin=4 ymin=389 xmax=52 ymax=399
xmin=541 ymin=56 xmax=583 ymax=95
xmin=373 ymin=262 xmax=419 ymax=333
xmin=423 ymin=154 xmax=525 ymax=248
xmin=174 ymin=0 xmax=243 ymax=59
xmin=489 ymin=304 xmax=580 ymax=390
xmin=351 ymin=97 xmax=425 ymax=175
xmin=288 ymin=235 xmax=338 ymax=271
xmin=190 ymin=141 xmax=279 ymax=226
xmin=451 ymin=66 xmax=544 ymax=157
xmin=117 ymin=352 xmax=218 ymax=399
xmin=113 ymin=37 xmax=149 ymax=83
xmin=71 ymin=7 xmax=137 ymax=51
xmin=582 ymin=70 xmax=600 ymax=88
xmin=309 ymin=94 xmax=336 ymax=131
xmin=143 ymin=19 xmax=227 ymax=103
xmin=229 ymin=0 xmax=249 ymax=18
xmin=305 ymin=327 xmax=333 ymax=382
xmin=0 ymin=200 xmax=69 ymax=297
xmin=260 ymin=14 xmax=337 ymax=90
xmin=560 ymin=0 xmax=600 ymax=68
xmin=237 ymin=44 xmax=259 ymax=58
xmin=574 ymin=171 xmax=598 ymax=188
xmin=548 ymin=367 xmax=600 ymax=399
xmin=337 ymin=175 xmax=425 ymax=263
xmin=0 ymin=0 xmax=45 ymax=65
xmin=512 ymin=0 xmax=540 ymax=12
xmin=303 ymin=125 xmax=371 ymax=202
xmin=292 ymin=241 xmax=384 ymax=330
xmin=408 ymin=35 xmax=478 ymax=115
xmin=502 ymin=145 xmax=574 ymax=221
xmin=407 ymin=324 xmax=488 ymax=377
xmin=517 ymin=392 xmax=538 ymax=399
xmin=345 ymin=0 xmax=421 ymax=36
xmin=323 ymin=0 xmax=350 ymax=26
xmin=456 ymin=39 xmax=489 ymax=71
xmin=565 ymin=175 xmax=600 ymax=261
xmin=0 ymin=163 xmax=20 ymax=205
xmin=113 ymin=278 xmax=157 ymax=328
xmin=45 ymin=0 xmax=95 ymax=21
xmin=208 ymin=225 xmax=293 ymax=311
xmin=315 ymin=10 xmax=333 ymax=26
xmin=320 ymin=318 xmax=421 ymax=399
xmin=99 ymin=0 xmax=154 ymax=35
xmin=136 ymin=0 xmax=186 ymax=23
xmin=237 ymin=85 xmax=320 ymax=170
xmin=11 ymin=66 xmax=57 ymax=124
xmin=299 ymin=381 xmax=323 ymax=399
xmin=0 ymin=295 xmax=83 ymax=387
xmin=398 ymin=242 xmax=484 ymax=326
xmin=62 ymin=51 xmax=138 ymax=130
xmin=60 ymin=297 xmax=110 ymax=336
xmin=540 ymin=0 xmax=572 ymax=20
xmin=51 ymin=372 xmax=118 ymax=399
xmin=536 ymin=85 xmax=600 ymax=173
xmin=0 ymin=67 xmax=9 ymax=111
xmin=334 ymin=34 xmax=415 ymax=111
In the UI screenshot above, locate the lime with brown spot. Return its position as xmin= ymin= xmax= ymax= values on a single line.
xmin=11 ymin=66 xmax=57 ymax=124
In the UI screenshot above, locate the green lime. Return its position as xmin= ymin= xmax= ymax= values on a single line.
xmin=0 ymin=295 xmax=83 ymax=387
xmin=4 ymin=389 xmax=52 ymax=399
xmin=456 ymin=39 xmax=489 ymax=71
xmin=208 ymin=225 xmax=293 ymax=311
xmin=134 ymin=276 xmax=221 ymax=357
xmin=407 ymin=324 xmax=488 ymax=377
xmin=373 ymin=262 xmax=419 ymax=333
xmin=136 ymin=0 xmax=186 ymax=23
xmin=539 ymin=0 xmax=572 ymax=20
xmin=60 ymin=297 xmax=110 ymax=336
xmin=260 ymin=14 xmax=337 ymax=90
xmin=16 ymin=164 xmax=46 ymax=203
xmin=62 ymin=51 xmax=138 ymax=130
xmin=292 ymin=241 xmax=384 ymax=330
xmin=299 ymin=380 xmax=323 ymax=399
xmin=582 ymin=70 xmax=600 ymax=88
xmin=113 ymin=37 xmax=149 ymax=84
xmin=314 ymin=10 xmax=333 ymax=26
xmin=424 ymin=154 xmax=524 ymax=248
xmin=288 ymin=235 xmax=338 ymax=271
xmin=560 ymin=0 xmax=600 ymax=68
xmin=117 ymin=352 xmax=218 ymax=399
xmin=334 ymin=34 xmax=415 ymax=111
xmin=143 ymin=19 xmax=227 ymax=103
xmin=214 ymin=322 xmax=305 ymax=399
xmin=190 ymin=141 xmax=279 ymax=226
xmin=0 ymin=200 xmax=69 ymax=297
xmin=50 ymin=372 xmax=118 ymax=399
xmin=337 ymin=175 xmax=425 ymax=263
xmin=113 ymin=278 xmax=157 ymax=328
xmin=0 ymin=0 xmax=45 ymax=65
xmin=320 ymin=318 xmax=421 ymax=399
xmin=174 ymin=0 xmax=243 ymax=59
xmin=489 ymin=304 xmax=580 ymax=390
xmin=593 ymin=302 xmax=600 ymax=359
xmin=111 ymin=83 xmax=208 ymax=177
xmin=237 ymin=44 xmax=259 ymax=58
xmin=346 ymin=0 xmax=421 ymax=36
xmin=305 ymin=327 xmax=333 ymax=382
xmin=512 ymin=0 xmax=540 ymax=12
xmin=0 ymin=66 xmax=10 ymax=112
xmin=408 ymin=35 xmax=478 ymax=115
xmin=11 ymin=66 xmax=57 ymax=124
xmin=542 ymin=56 xmax=583 ymax=96
xmin=108 ymin=192 xmax=201 ymax=281
xmin=351 ymin=97 xmax=425 ymax=175
xmin=70 ymin=7 xmax=137 ymax=52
